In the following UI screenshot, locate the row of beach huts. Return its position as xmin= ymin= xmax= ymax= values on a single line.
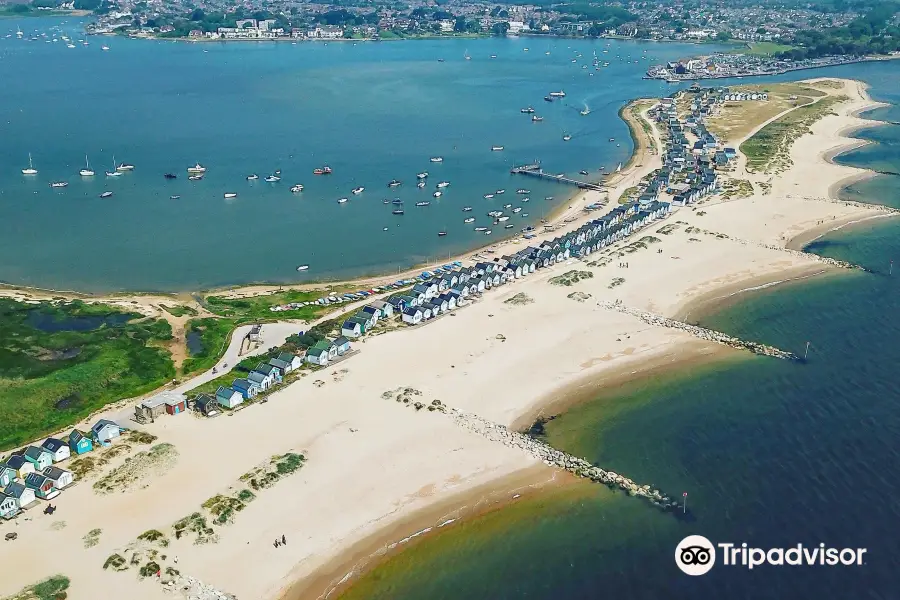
xmin=0 ymin=419 xmax=121 ymax=519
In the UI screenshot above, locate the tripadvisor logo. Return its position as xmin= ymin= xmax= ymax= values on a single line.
xmin=675 ymin=535 xmax=868 ymax=575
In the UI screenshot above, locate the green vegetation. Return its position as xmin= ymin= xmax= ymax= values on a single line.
xmin=180 ymin=317 xmax=236 ymax=375
xmin=204 ymin=287 xmax=347 ymax=322
xmin=161 ymin=305 xmax=197 ymax=317
xmin=173 ymin=512 xmax=217 ymax=544
xmin=0 ymin=299 xmax=174 ymax=450
xmin=737 ymin=41 xmax=797 ymax=56
xmin=1 ymin=575 xmax=70 ymax=600
xmin=741 ymin=95 xmax=847 ymax=173
xmin=92 ymin=443 xmax=178 ymax=495
xmin=778 ymin=3 xmax=900 ymax=59
xmin=82 ymin=528 xmax=102 ymax=549
xmin=240 ymin=452 xmax=306 ymax=491
xmin=549 ymin=271 xmax=595 ymax=287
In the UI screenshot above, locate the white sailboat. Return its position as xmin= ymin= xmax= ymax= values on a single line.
xmin=464 ymin=49 xmax=471 ymax=61
xmin=616 ymin=162 xmax=622 ymax=173
xmin=21 ymin=153 xmax=37 ymax=175
xmin=106 ymin=155 xmax=122 ymax=177
xmin=79 ymin=155 xmax=95 ymax=177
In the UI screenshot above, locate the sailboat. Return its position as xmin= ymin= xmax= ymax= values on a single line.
xmin=21 ymin=153 xmax=37 ymax=175
xmin=580 ymin=103 xmax=591 ymax=116
xmin=79 ymin=155 xmax=95 ymax=177
xmin=106 ymin=156 xmax=122 ymax=177
xmin=616 ymin=162 xmax=622 ymax=173
xmin=464 ymin=49 xmax=471 ymax=61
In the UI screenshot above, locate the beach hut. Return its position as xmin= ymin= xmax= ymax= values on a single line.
xmin=305 ymin=347 xmax=329 ymax=366
xmin=41 ymin=466 xmax=74 ymax=490
xmin=0 ymin=465 xmax=15 ymax=488
xmin=402 ymin=307 xmax=423 ymax=325
xmin=0 ymin=492 xmax=19 ymax=519
xmin=270 ymin=352 xmax=302 ymax=374
xmin=232 ymin=378 xmax=259 ymax=399
xmin=24 ymin=473 xmax=58 ymax=500
xmin=91 ymin=419 xmax=120 ymax=443
xmin=7 ymin=456 xmax=37 ymax=481
xmin=341 ymin=319 xmax=362 ymax=339
xmin=165 ymin=395 xmax=187 ymax=415
xmin=216 ymin=386 xmax=244 ymax=409
xmin=68 ymin=430 xmax=93 ymax=455
xmin=334 ymin=336 xmax=352 ymax=356
xmin=22 ymin=447 xmax=53 ymax=472
xmin=3 ymin=483 xmax=34 ymax=510
xmin=40 ymin=438 xmax=70 ymax=463
xmin=192 ymin=393 xmax=218 ymax=416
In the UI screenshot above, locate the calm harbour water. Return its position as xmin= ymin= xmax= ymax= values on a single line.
xmin=337 ymin=64 xmax=900 ymax=600
xmin=0 ymin=17 xmax=721 ymax=292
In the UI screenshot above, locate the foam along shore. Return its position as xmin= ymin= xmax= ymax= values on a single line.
xmin=0 ymin=79 xmax=894 ymax=600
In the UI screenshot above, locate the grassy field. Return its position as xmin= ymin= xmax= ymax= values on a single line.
xmin=204 ymin=286 xmax=355 ymax=323
xmin=181 ymin=317 xmax=237 ymax=376
xmin=0 ymin=299 xmax=175 ymax=450
xmin=705 ymin=82 xmax=826 ymax=143
xmin=741 ymin=94 xmax=848 ymax=173
xmin=161 ymin=305 xmax=198 ymax=317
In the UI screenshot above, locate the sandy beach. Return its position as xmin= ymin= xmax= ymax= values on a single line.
xmin=0 ymin=78 xmax=893 ymax=600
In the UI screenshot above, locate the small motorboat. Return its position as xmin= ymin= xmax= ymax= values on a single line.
xmin=99 ymin=191 xmax=113 ymax=198
xmin=436 ymin=181 xmax=450 ymax=188
xmin=337 ymin=197 xmax=348 ymax=204
xmin=188 ymin=175 xmax=203 ymax=181
xmin=164 ymin=173 xmax=177 ymax=179
xmin=512 ymin=207 xmax=522 ymax=213
xmin=187 ymin=163 xmax=206 ymax=174
xmin=516 ymin=189 xmax=530 ymax=194
xmin=433 ymin=191 xmax=442 ymax=198
xmin=430 ymin=157 xmax=443 ymax=163
xmin=388 ymin=179 xmax=402 ymax=187
xmin=50 ymin=181 xmax=68 ymax=188
xmin=417 ymin=182 xmax=426 ymax=189
xmin=474 ymin=226 xmax=488 ymax=232
xmin=417 ymin=172 xmax=429 ymax=179
xmin=484 ymin=194 xmax=494 ymax=199
xmin=545 ymin=196 xmax=553 ymax=201
xmin=462 ymin=206 xmax=473 ymax=212
xmin=352 ymin=186 xmax=364 ymax=194
xmin=170 ymin=195 xmax=181 ymax=199
xmin=563 ymin=134 xmax=572 ymax=142
xmin=116 ymin=162 xmax=135 ymax=172
xmin=382 ymin=199 xmax=391 ymax=204
xmin=532 ymin=116 xmax=544 ymax=122
xmin=579 ymin=170 xmax=589 ymax=176
xmin=297 ymin=265 xmax=310 ymax=272
xmin=392 ymin=209 xmax=404 ymax=215
xmin=497 ymin=216 xmax=510 ymax=222
xmin=503 ymin=203 xmax=512 ymax=209
xmin=520 ymin=107 xmax=535 ymax=114
xmin=416 ymin=201 xmax=431 ymax=207
xmin=464 ymin=217 xmax=475 ymax=223
xmin=491 ymin=146 xmax=504 ymax=151
xmin=265 ymin=175 xmax=281 ymax=182
xmin=521 ymin=197 xmax=530 ymax=202
xmin=487 ymin=210 xmax=503 ymax=217
xmin=224 ymin=193 xmax=237 ymax=199
xmin=544 ymin=96 xmax=553 ymax=102
xmin=290 ymin=184 xmax=304 ymax=193
xmin=391 ymin=199 xmax=403 ymax=205
xmin=484 ymin=229 xmax=493 ymax=235
xmin=437 ymin=231 xmax=448 ymax=237
xmin=505 ymin=224 xmax=515 ymax=229
xmin=247 ymin=174 xmax=259 ymax=180
xmin=496 ymin=189 xmax=505 ymax=194
xmin=522 ymin=213 xmax=529 ymax=217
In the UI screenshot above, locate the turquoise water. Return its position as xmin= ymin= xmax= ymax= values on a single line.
xmin=337 ymin=65 xmax=900 ymax=600
xmin=0 ymin=17 xmax=721 ymax=292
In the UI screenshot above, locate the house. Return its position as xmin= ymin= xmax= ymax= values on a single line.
xmin=24 ymin=473 xmax=58 ymax=500
xmin=312 ymin=339 xmax=338 ymax=361
xmin=348 ymin=314 xmax=371 ymax=333
xmin=232 ymin=378 xmax=259 ymax=399
xmin=165 ymin=395 xmax=187 ymax=415
xmin=253 ymin=362 xmax=283 ymax=384
xmin=402 ymin=307 xmax=423 ymax=325
xmin=192 ymin=393 xmax=219 ymax=416
xmin=0 ymin=492 xmax=18 ymax=519
xmin=22 ymin=447 xmax=53 ymax=472
xmin=270 ymin=352 xmax=302 ymax=374
xmin=135 ymin=394 xmax=168 ymax=421
xmin=386 ymin=295 xmax=407 ymax=313
xmin=91 ymin=419 xmax=120 ymax=443
xmin=4 ymin=482 xmax=35 ymax=508
xmin=249 ymin=324 xmax=262 ymax=342
xmin=371 ymin=300 xmax=393 ymax=318
xmin=360 ymin=305 xmax=381 ymax=323
xmin=341 ymin=319 xmax=363 ymax=339
xmin=333 ymin=336 xmax=352 ymax=356
xmin=305 ymin=347 xmax=329 ymax=366
xmin=67 ymin=430 xmax=93 ymax=455
xmin=214 ymin=386 xmax=243 ymax=409
xmin=42 ymin=466 xmax=74 ymax=489
xmin=41 ymin=438 xmax=70 ymax=463
xmin=0 ymin=465 xmax=15 ymax=488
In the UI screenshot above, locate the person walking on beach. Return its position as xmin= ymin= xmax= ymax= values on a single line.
xmin=282 ymin=534 xmax=287 ymax=545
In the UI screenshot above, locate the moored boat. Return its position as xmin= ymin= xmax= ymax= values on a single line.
xmin=549 ymin=91 xmax=565 ymax=97
xmin=187 ymin=163 xmax=206 ymax=174
xmin=562 ymin=134 xmax=572 ymax=142
xmin=188 ymin=175 xmax=203 ymax=181
xmin=79 ymin=155 xmax=94 ymax=177
xmin=351 ymin=186 xmax=364 ymax=194
xmin=337 ymin=197 xmax=348 ymax=204
xmin=247 ymin=174 xmax=259 ymax=180
xmin=388 ymin=179 xmax=402 ymax=187
xmin=170 ymin=195 xmax=181 ymax=199
xmin=22 ymin=153 xmax=37 ymax=175
xmin=484 ymin=194 xmax=494 ymax=199
xmin=474 ymin=226 xmax=487 ymax=232
xmin=417 ymin=182 xmax=426 ymax=189
xmin=50 ymin=181 xmax=68 ymax=188
xmin=462 ymin=206 xmax=473 ymax=212
xmin=491 ymin=146 xmax=504 ymax=151
xmin=436 ymin=181 xmax=450 ymax=188
xmin=464 ymin=217 xmax=475 ymax=223
xmin=391 ymin=199 xmax=403 ymax=205
xmin=116 ymin=161 xmax=135 ymax=172
xmin=416 ymin=172 xmax=428 ymax=179
xmin=297 ymin=265 xmax=309 ymax=272
xmin=164 ymin=173 xmax=177 ymax=179
xmin=532 ymin=115 xmax=544 ymax=122
xmin=520 ymin=107 xmax=535 ymax=114
xmin=224 ymin=193 xmax=237 ymax=199
xmin=433 ymin=191 xmax=442 ymax=198
xmin=99 ymin=191 xmax=113 ymax=198
xmin=265 ymin=175 xmax=281 ymax=182
xmin=437 ymin=231 xmax=447 ymax=237
xmin=290 ymin=184 xmax=304 ymax=193
xmin=392 ymin=208 xmax=404 ymax=215
xmin=496 ymin=189 xmax=505 ymax=194
xmin=429 ymin=157 xmax=443 ymax=163
xmin=416 ymin=201 xmax=431 ymax=207
xmin=516 ymin=189 xmax=530 ymax=194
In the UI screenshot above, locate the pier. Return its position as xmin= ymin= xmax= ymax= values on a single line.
xmin=510 ymin=163 xmax=605 ymax=191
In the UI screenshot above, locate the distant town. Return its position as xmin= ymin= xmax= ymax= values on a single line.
xmin=5 ymin=0 xmax=900 ymax=79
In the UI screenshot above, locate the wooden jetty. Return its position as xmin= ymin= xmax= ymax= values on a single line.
xmin=510 ymin=163 xmax=605 ymax=191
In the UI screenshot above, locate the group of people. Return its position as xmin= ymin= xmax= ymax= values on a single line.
xmin=274 ymin=534 xmax=287 ymax=548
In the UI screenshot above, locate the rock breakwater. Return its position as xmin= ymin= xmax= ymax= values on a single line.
xmin=447 ymin=407 xmax=681 ymax=513
xmin=599 ymin=301 xmax=799 ymax=360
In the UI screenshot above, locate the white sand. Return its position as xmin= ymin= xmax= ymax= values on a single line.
xmin=0 ymin=79 xmax=891 ymax=600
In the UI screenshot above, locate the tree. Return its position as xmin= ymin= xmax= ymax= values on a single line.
xmin=492 ymin=21 xmax=509 ymax=36
xmin=190 ymin=8 xmax=204 ymax=22
xmin=454 ymin=16 xmax=466 ymax=33
xmin=716 ymin=30 xmax=732 ymax=41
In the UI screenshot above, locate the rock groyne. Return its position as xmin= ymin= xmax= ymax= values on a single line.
xmin=599 ymin=301 xmax=799 ymax=360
